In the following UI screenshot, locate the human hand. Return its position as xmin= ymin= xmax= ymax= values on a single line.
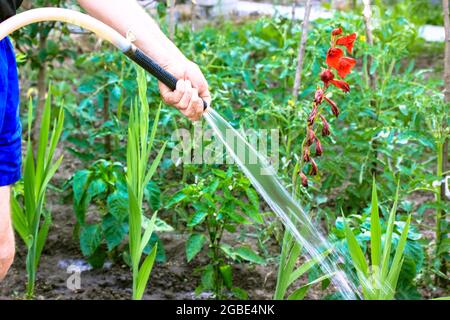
xmin=158 ymin=59 xmax=211 ymax=121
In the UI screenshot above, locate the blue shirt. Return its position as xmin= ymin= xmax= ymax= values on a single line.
xmin=0 ymin=36 xmax=21 ymax=186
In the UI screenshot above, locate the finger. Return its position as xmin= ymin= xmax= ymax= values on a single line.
xmin=199 ymin=88 xmax=212 ymax=107
xmin=176 ymin=80 xmax=193 ymax=110
xmin=159 ymin=80 xmax=185 ymax=106
xmin=185 ymin=89 xmax=204 ymax=121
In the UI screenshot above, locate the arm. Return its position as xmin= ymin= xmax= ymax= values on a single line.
xmin=77 ymin=0 xmax=210 ymax=120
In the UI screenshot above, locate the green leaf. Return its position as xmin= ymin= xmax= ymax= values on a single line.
xmin=145 ymin=181 xmax=161 ymax=211
xmin=165 ymin=191 xmax=187 ymax=208
xmin=187 ymin=211 xmax=208 ymax=228
xmin=154 ymin=217 xmax=174 ymax=232
xmin=186 ymin=233 xmax=207 ymax=262
xmin=80 ymin=224 xmax=102 ymax=257
xmin=287 ymin=274 xmax=332 ymax=300
xmin=220 ymin=264 xmax=233 ymax=289
xmin=72 ymin=170 xmax=91 ymax=206
xmin=107 ymin=190 xmax=129 ymax=221
xmin=87 ymin=179 xmax=107 ymax=200
xmin=102 ymin=214 xmax=127 ymax=251
xmin=34 ymin=213 xmax=51 ymax=269
xmin=234 ymin=246 xmax=265 ymax=264
xmin=342 ymin=213 xmax=369 ymax=277
xmin=370 ymin=177 xmax=381 ymax=268
xmin=134 ymin=244 xmax=158 ymax=300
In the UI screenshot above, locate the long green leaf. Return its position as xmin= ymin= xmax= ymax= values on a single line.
xmin=287 ymin=248 xmax=331 ymax=287
xmin=135 ymin=243 xmax=158 ymax=300
xmin=287 ymin=274 xmax=333 ymax=300
xmin=34 ymin=213 xmax=51 ymax=269
xmin=11 ymin=197 xmax=29 ymax=245
xmin=35 ymin=90 xmax=52 ymax=188
xmin=386 ymin=215 xmax=411 ymax=296
xmin=139 ymin=212 xmax=157 ymax=256
xmin=343 ymin=213 xmax=369 ymax=277
xmin=370 ymin=177 xmax=381 ymax=269
xmin=380 ymin=179 xmax=400 ymax=281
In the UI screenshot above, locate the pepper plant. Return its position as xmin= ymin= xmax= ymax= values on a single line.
xmin=166 ymin=167 xmax=265 ymax=299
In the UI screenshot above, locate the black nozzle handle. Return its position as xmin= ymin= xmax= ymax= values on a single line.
xmin=124 ymin=46 xmax=208 ymax=110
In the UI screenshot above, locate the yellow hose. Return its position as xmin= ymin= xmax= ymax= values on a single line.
xmin=0 ymin=7 xmax=131 ymax=52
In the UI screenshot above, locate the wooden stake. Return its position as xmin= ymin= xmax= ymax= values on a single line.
xmin=292 ymin=0 xmax=312 ymax=101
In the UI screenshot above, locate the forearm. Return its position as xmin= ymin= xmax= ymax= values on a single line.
xmin=77 ymin=0 xmax=186 ymax=67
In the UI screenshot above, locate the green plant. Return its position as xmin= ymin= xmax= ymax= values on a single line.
xmin=342 ymin=178 xmax=411 ymax=299
xmin=167 ymin=167 xmax=265 ymax=299
xmin=69 ymin=159 xmax=168 ymax=268
xmin=274 ymin=230 xmax=331 ymax=299
xmin=126 ymin=68 xmax=167 ymax=300
xmin=11 ymin=89 xmax=64 ymax=298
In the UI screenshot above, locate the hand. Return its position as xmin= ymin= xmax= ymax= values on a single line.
xmin=158 ymin=59 xmax=211 ymax=121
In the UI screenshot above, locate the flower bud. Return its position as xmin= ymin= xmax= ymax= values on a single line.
xmin=300 ymin=172 xmax=308 ymax=187
xmin=308 ymin=105 xmax=318 ymax=125
xmin=320 ymin=69 xmax=335 ymax=88
xmin=314 ymin=89 xmax=324 ymax=104
xmin=306 ymin=128 xmax=316 ymax=146
xmin=324 ymin=96 xmax=340 ymax=117
xmin=310 ymin=158 xmax=318 ymax=176
xmin=315 ymin=138 xmax=323 ymax=156
xmin=320 ymin=115 xmax=330 ymax=136
xmin=303 ymin=147 xmax=311 ymax=162
xmin=332 ymin=27 xmax=343 ymax=36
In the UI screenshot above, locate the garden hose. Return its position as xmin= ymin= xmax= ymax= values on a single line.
xmin=0 ymin=7 xmax=208 ymax=110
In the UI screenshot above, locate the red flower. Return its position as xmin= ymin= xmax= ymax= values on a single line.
xmin=336 ymin=33 xmax=357 ymax=54
xmin=320 ymin=115 xmax=330 ymax=136
xmin=310 ymin=158 xmax=318 ymax=176
xmin=336 ymin=57 xmax=356 ymax=78
xmin=332 ymin=27 xmax=343 ymax=36
xmin=320 ymin=69 xmax=334 ymax=88
xmin=315 ymin=138 xmax=323 ymax=156
xmin=324 ymin=96 xmax=340 ymax=117
xmin=326 ymin=48 xmax=344 ymax=69
xmin=300 ymin=172 xmax=308 ymax=187
xmin=329 ymin=79 xmax=350 ymax=92
xmin=303 ymin=147 xmax=311 ymax=162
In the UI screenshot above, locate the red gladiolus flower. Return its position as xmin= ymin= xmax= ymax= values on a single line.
xmin=310 ymin=158 xmax=318 ymax=176
xmin=303 ymin=147 xmax=311 ymax=162
xmin=314 ymin=89 xmax=324 ymax=104
xmin=320 ymin=115 xmax=330 ymax=136
xmin=315 ymin=138 xmax=323 ymax=156
xmin=329 ymin=79 xmax=350 ymax=92
xmin=336 ymin=57 xmax=356 ymax=78
xmin=326 ymin=47 xmax=344 ymax=69
xmin=332 ymin=27 xmax=343 ymax=36
xmin=324 ymin=96 xmax=340 ymax=117
xmin=320 ymin=69 xmax=334 ymax=88
xmin=336 ymin=33 xmax=357 ymax=54
xmin=300 ymin=172 xmax=308 ymax=187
